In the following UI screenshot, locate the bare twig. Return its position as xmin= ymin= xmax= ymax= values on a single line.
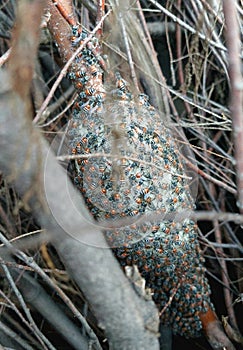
xmin=118 ymin=8 xmax=139 ymax=90
xmin=0 ymin=320 xmax=35 ymax=350
xmin=0 ymin=256 xmax=55 ymax=350
xmin=0 ymin=233 xmax=103 ymax=350
xmin=0 ymin=48 xmax=11 ymax=67
xmin=148 ymin=0 xmax=227 ymax=51
xmin=223 ymin=0 xmax=243 ymax=213
xmin=213 ymin=220 xmax=239 ymax=330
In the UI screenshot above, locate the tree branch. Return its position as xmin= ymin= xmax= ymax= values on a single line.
xmin=223 ymin=0 xmax=243 ymax=213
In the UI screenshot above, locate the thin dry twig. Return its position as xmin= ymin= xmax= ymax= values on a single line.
xmin=223 ymin=0 xmax=243 ymax=213
xmin=0 ymin=255 xmax=55 ymax=350
xmin=0 ymin=233 xmax=103 ymax=350
xmin=213 ymin=219 xmax=239 ymax=330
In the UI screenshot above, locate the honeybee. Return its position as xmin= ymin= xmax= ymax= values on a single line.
xmin=75 ymin=69 xmax=86 ymax=78
xmin=75 ymin=81 xmax=83 ymax=89
xmin=85 ymin=87 xmax=96 ymax=96
xmin=90 ymin=64 xmax=99 ymax=76
xmin=82 ymin=103 xmax=91 ymax=113
xmin=115 ymin=72 xmax=128 ymax=92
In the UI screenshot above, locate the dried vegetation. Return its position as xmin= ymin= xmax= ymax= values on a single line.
xmin=0 ymin=0 xmax=242 ymax=349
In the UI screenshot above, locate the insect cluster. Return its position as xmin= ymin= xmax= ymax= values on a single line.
xmin=68 ymin=25 xmax=214 ymax=338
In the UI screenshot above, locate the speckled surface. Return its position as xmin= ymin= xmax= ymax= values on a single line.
xmin=68 ymin=27 xmax=214 ymax=338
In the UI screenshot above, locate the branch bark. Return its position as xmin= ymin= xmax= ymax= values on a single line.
xmin=223 ymin=0 xmax=243 ymax=213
